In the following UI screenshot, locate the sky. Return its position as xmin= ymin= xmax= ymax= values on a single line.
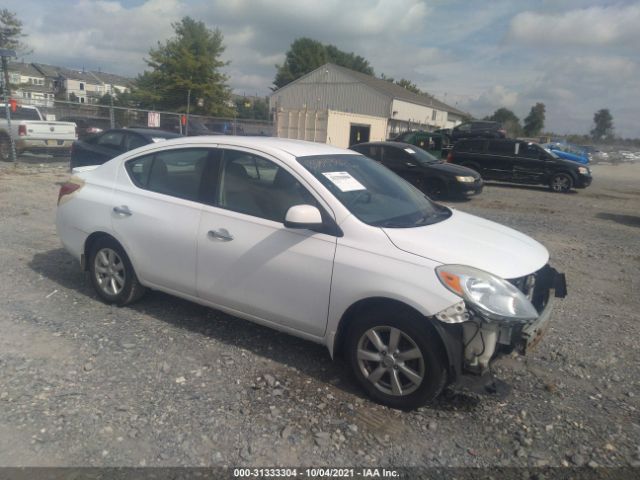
xmin=4 ymin=0 xmax=640 ymax=137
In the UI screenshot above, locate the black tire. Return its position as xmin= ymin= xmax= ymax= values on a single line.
xmin=88 ymin=237 xmax=146 ymax=306
xmin=423 ymin=178 xmax=448 ymax=200
xmin=0 ymin=133 xmax=11 ymax=161
xmin=549 ymin=172 xmax=573 ymax=193
xmin=346 ymin=307 xmax=447 ymax=410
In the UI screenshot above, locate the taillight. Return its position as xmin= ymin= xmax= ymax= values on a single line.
xmin=57 ymin=181 xmax=82 ymax=205
xmin=447 ymin=152 xmax=453 ymax=163
xmin=87 ymin=127 xmax=103 ymax=134
xmin=18 ymin=125 xmax=27 ymax=136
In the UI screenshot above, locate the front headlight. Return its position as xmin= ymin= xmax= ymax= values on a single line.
xmin=435 ymin=265 xmax=538 ymax=322
xmin=456 ymin=175 xmax=475 ymax=183
xmin=578 ymin=166 xmax=589 ymax=175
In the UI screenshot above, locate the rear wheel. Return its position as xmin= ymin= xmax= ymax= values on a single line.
xmin=549 ymin=173 xmax=573 ymax=193
xmin=346 ymin=307 xmax=447 ymax=410
xmin=0 ymin=133 xmax=11 ymax=161
xmin=88 ymin=237 xmax=146 ymax=306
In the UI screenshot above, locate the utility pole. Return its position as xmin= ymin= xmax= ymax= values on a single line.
xmin=185 ymin=88 xmax=191 ymax=136
xmin=109 ymin=83 xmax=115 ymax=128
xmin=0 ymin=49 xmax=18 ymax=162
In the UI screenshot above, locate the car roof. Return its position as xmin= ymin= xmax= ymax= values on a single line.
xmin=114 ymin=136 xmax=354 ymax=158
xmin=352 ymin=141 xmax=414 ymax=149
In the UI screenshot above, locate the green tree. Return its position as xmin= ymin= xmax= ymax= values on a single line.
xmin=523 ymin=102 xmax=546 ymax=137
xmin=234 ymin=96 xmax=269 ymax=121
xmin=273 ymin=38 xmax=373 ymax=89
xmin=325 ymin=44 xmax=373 ymax=75
xmin=485 ymin=107 xmax=522 ymax=137
xmin=0 ymin=9 xmax=30 ymax=95
xmin=395 ymin=78 xmax=423 ymax=95
xmin=134 ymin=16 xmax=232 ymax=116
xmin=590 ymin=108 xmax=613 ymax=141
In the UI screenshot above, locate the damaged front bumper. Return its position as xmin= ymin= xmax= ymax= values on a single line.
xmin=433 ymin=264 xmax=567 ymax=390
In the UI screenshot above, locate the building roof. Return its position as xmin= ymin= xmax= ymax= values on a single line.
xmin=328 ymin=64 xmax=467 ymax=117
xmin=275 ymin=63 xmax=468 ymax=118
xmin=8 ymin=62 xmax=44 ymax=78
xmin=91 ymin=71 xmax=134 ymax=88
xmin=31 ymin=63 xmax=99 ymax=83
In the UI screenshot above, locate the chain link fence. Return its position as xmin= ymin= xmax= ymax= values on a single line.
xmin=18 ymin=98 xmax=274 ymax=137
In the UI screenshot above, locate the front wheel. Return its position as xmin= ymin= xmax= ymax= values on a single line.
xmin=346 ymin=308 xmax=447 ymax=409
xmin=549 ymin=173 xmax=573 ymax=193
xmin=88 ymin=237 xmax=146 ymax=306
xmin=424 ymin=179 xmax=448 ymax=200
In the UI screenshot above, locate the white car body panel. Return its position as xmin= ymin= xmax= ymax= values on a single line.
xmin=55 ymin=136 xmax=551 ymax=357
xmin=383 ymin=209 xmax=549 ymax=280
xmin=111 ymin=167 xmax=203 ymax=296
xmin=197 ymin=205 xmax=336 ymax=337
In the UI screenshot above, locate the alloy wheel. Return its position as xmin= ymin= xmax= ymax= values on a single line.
xmin=356 ymin=326 xmax=425 ymax=396
xmin=551 ymin=174 xmax=571 ymax=192
xmin=93 ymin=247 xmax=126 ymax=296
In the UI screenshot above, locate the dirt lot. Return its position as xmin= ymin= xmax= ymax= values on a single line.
xmin=0 ymin=155 xmax=639 ymax=471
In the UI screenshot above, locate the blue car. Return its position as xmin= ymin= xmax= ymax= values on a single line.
xmin=542 ymin=143 xmax=589 ymax=164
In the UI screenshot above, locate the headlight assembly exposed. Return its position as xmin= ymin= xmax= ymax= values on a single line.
xmin=455 ymin=175 xmax=475 ymax=183
xmin=435 ymin=265 xmax=538 ymax=322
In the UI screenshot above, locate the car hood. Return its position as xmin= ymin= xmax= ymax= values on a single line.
xmin=424 ymin=162 xmax=480 ymax=178
xmin=383 ymin=209 xmax=548 ymax=279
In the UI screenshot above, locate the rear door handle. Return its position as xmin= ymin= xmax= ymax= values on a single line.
xmin=208 ymin=228 xmax=233 ymax=242
xmin=113 ymin=205 xmax=132 ymax=216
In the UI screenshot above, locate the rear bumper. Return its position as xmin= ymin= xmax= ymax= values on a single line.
xmin=16 ymin=138 xmax=75 ymax=152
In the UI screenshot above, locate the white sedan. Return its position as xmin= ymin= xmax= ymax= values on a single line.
xmin=56 ymin=136 xmax=566 ymax=409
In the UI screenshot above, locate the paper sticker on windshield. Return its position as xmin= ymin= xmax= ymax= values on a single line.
xmin=322 ymin=171 xmax=366 ymax=192
xmin=404 ymin=148 xmax=416 ymax=154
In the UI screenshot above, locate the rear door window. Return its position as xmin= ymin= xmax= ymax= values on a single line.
xmin=382 ymin=146 xmax=410 ymax=167
xmin=457 ymin=139 xmax=485 ymax=153
xmin=96 ymin=131 xmax=125 ymax=151
xmin=488 ymin=140 xmax=515 ymax=155
xmin=125 ymin=148 xmax=214 ymax=202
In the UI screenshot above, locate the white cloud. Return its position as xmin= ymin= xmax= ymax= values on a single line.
xmin=507 ymin=4 xmax=640 ymax=47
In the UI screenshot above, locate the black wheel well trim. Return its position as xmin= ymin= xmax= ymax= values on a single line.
xmin=83 ymin=231 xmax=121 ymax=270
xmin=551 ymin=169 xmax=577 ymax=181
xmin=332 ymin=297 xmax=458 ymax=379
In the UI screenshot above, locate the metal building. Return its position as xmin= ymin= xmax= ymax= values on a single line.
xmin=269 ymin=63 xmax=467 ymax=148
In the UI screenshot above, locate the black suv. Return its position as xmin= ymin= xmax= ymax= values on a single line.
xmin=450 ymin=121 xmax=506 ymax=141
xmin=448 ymin=138 xmax=592 ymax=192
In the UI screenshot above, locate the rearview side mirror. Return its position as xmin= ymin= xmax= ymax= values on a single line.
xmin=284 ymin=204 xmax=323 ymax=229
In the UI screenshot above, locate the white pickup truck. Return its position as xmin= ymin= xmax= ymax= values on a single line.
xmin=0 ymin=104 xmax=77 ymax=160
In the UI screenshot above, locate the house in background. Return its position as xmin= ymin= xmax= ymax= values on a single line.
xmin=270 ymin=63 xmax=467 ymax=148
xmin=7 ymin=62 xmax=55 ymax=107
xmin=32 ymin=64 xmax=132 ymax=104
xmin=90 ymin=70 xmax=133 ymax=97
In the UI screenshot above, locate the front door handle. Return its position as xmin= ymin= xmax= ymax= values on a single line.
xmin=113 ymin=205 xmax=132 ymax=216
xmin=208 ymin=228 xmax=233 ymax=242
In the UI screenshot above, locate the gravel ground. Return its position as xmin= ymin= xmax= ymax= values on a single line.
xmin=0 ymin=154 xmax=639 ymax=470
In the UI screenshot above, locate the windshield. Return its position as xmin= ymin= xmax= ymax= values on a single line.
xmin=403 ymin=145 xmax=440 ymax=165
xmin=297 ymin=154 xmax=451 ymax=228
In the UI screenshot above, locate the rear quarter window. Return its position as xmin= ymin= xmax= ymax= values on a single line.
xmin=455 ymin=139 xmax=485 ymax=153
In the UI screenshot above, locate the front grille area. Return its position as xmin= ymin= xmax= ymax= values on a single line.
xmin=508 ymin=264 xmax=554 ymax=313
